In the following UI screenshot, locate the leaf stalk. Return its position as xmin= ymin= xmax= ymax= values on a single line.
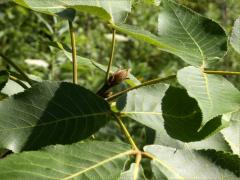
xmin=0 ymin=53 xmax=32 ymax=86
xmin=112 ymin=113 xmax=139 ymax=151
xmin=107 ymin=75 xmax=176 ymax=101
xmin=68 ymin=20 xmax=78 ymax=84
xmin=105 ymin=28 xmax=116 ymax=82
xmin=204 ymin=70 xmax=240 ymax=75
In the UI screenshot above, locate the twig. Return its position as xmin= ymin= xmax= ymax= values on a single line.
xmin=134 ymin=152 xmax=142 ymax=180
xmin=107 ymin=75 xmax=176 ymax=101
xmin=105 ymin=28 xmax=116 ymax=82
xmin=204 ymin=70 xmax=240 ymax=75
xmin=9 ymin=75 xmax=29 ymax=89
xmin=68 ymin=20 xmax=78 ymax=84
xmin=112 ymin=113 xmax=139 ymax=151
xmin=0 ymin=53 xmax=32 ymax=86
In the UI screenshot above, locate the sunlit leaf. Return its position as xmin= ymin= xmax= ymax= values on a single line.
xmin=177 ymin=66 xmax=240 ymax=126
xmin=14 ymin=0 xmax=131 ymax=23
xmin=230 ymin=17 xmax=240 ymax=54
xmin=113 ymin=0 xmax=227 ymax=67
xmin=0 ymin=141 xmax=131 ymax=179
xmin=144 ymin=145 xmax=239 ymax=179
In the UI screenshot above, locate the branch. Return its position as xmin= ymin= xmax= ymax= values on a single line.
xmin=68 ymin=20 xmax=78 ymax=84
xmin=204 ymin=70 xmax=240 ymax=76
xmin=0 ymin=53 xmax=33 ymax=86
xmin=107 ymin=75 xmax=176 ymax=101
xmin=134 ymin=152 xmax=142 ymax=180
xmin=112 ymin=113 xmax=139 ymax=151
xmin=9 ymin=75 xmax=29 ymax=89
xmin=105 ymin=28 xmax=116 ymax=82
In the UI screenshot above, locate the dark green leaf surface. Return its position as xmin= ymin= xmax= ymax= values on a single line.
xmin=177 ymin=66 xmax=240 ymax=126
xmin=114 ymin=0 xmax=227 ymax=67
xmin=230 ymin=17 xmax=240 ymax=54
xmin=144 ymin=145 xmax=239 ymax=179
xmin=14 ymin=0 xmax=131 ymax=23
xmin=0 ymin=81 xmax=110 ymax=152
xmin=162 ymin=87 xmax=227 ymax=142
xmin=0 ymin=71 xmax=9 ymax=91
xmin=0 ymin=141 xmax=131 ymax=179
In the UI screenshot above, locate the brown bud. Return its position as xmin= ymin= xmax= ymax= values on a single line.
xmin=108 ymin=69 xmax=131 ymax=86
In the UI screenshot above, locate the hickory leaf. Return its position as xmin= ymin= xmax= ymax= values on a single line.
xmin=230 ymin=17 xmax=240 ymax=54
xmin=0 ymin=141 xmax=131 ymax=179
xmin=14 ymin=0 xmax=131 ymax=23
xmin=0 ymin=71 xmax=9 ymax=91
xmin=113 ymin=0 xmax=227 ymax=67
xmin=144 ymin=145 xmax=239 ymax=179
xmin=177 ymin=66 xmax=240 ymax=126
xmin=0 ymin=81 xmax=110 ymax=152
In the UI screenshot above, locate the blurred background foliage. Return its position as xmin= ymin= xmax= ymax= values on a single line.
xmin=0 ymin=0 xmax=240 ymax=150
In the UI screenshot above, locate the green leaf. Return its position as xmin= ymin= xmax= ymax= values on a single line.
xmin=120 ymin=163 xmax=147 ymax=180
xmin=177 ymin=66 xmax=240 ymax=126
xmin=221 ymin=119 xmax=240 ymax=155
xmin=14 ymin=0 xmax=131 ymax=23
xmin=1 ymin=79 xmax=25 ymax=96
xmin=201 ymin=149 xmax=240 ymax=177
xmin=230 ymin=17 xmax=240 ymax=54
xmin=50 ymin=41 xmax=140 ymax=86
xmin=154 ymin=131 xmax=231 ymax=152
xmin=0 ymin=71 xmax=9 ymax=91
xmin=144 ymin=145 xmax=239 ymax=179
xmin=0 ymin=141 xmax=131 ymax=179
xmin=117 ymin=83 xmax=169 ymax=131
xmin=162 ymin=86 xmax=228 ymax=142
xmin=0 ymin=81 xmax=110 ymax=152
xmin=113 ymin=0 xmax=227 ymax=67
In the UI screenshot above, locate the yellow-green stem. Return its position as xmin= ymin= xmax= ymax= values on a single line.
xmin=68 ymin=20 xmax=78 ymax=84
xmin=105 ymin=28 xmax=116 ymax=82
xmin=204 ymin=70 xmax=240 ymax=75
xmin=107 ymin=75 xmax=176 ymax=101
xmin=9 ymin=75 xmax=28 ymax=89
xmin=112 ymin=113 xmax=139 ymax=150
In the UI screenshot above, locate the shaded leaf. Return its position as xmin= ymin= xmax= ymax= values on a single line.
xmin=177 ymin=66 xmax=240 ymax=126
xmin=113 ymin=0 xmax=227 ymax=66
xmin=0 ymin=141 xmax=131 ymax=179
xmin=144 ymin=145 xmax=239 ymax=179
xmin=162 ymin=87 xmax=228 ymax=142
xmin=0 ymin=71 xmax=9 ymax=91
xmin=230 ymin=17 xmax=240 ymax=54
xmin=0 ymin=81 xmax=110 ymax=152
xmin=14 ymin=0 xmax=131 ymax=23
